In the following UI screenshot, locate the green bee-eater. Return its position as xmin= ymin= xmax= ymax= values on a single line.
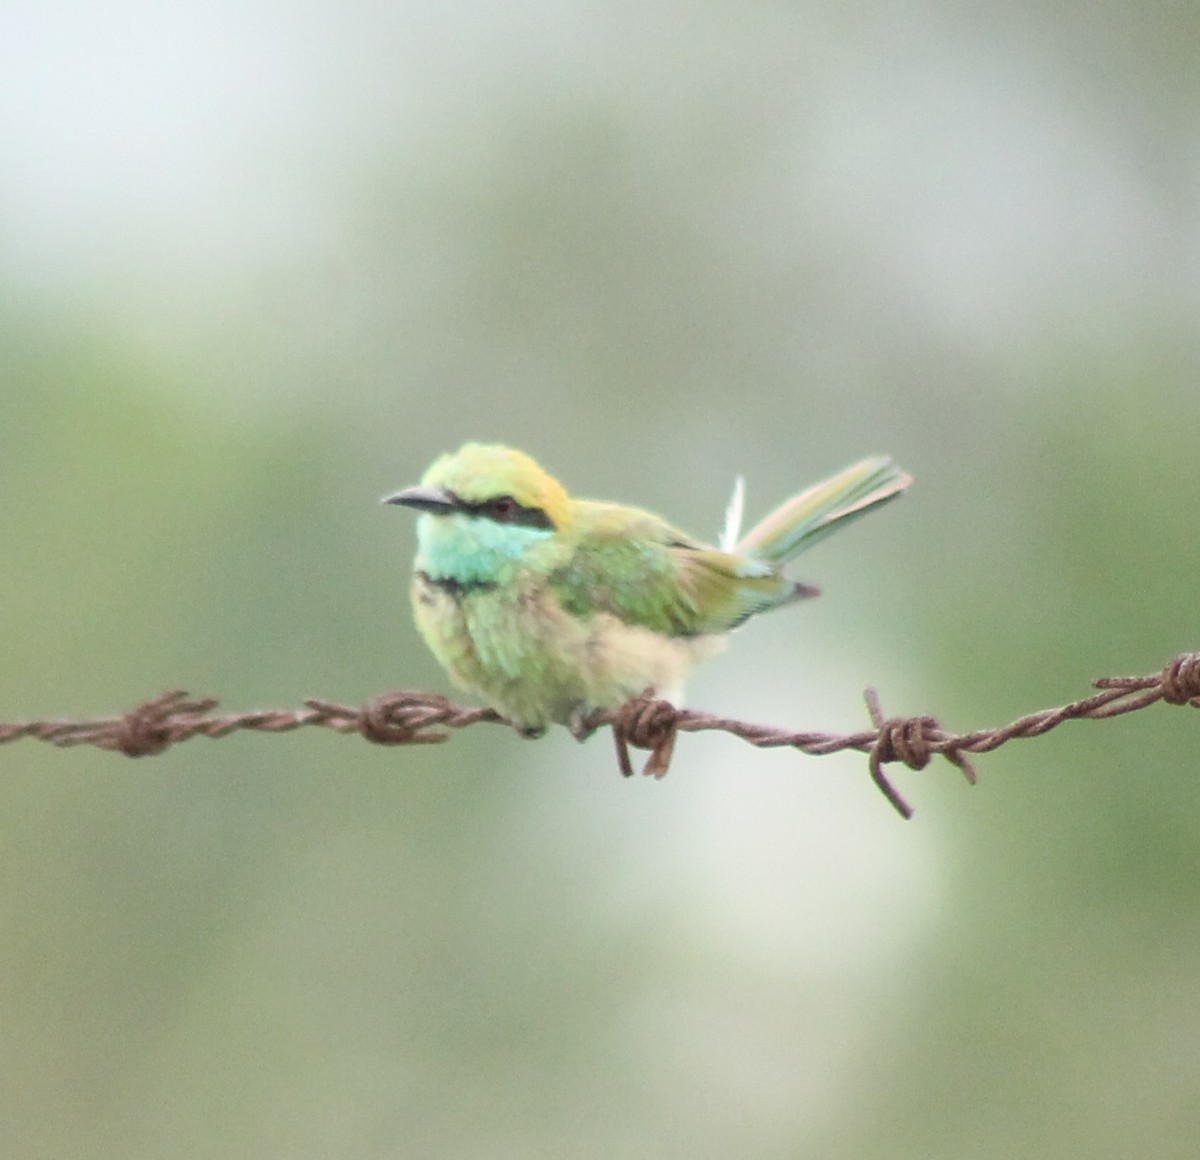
xmin=384 ymin=444 xmax=911 ymax=735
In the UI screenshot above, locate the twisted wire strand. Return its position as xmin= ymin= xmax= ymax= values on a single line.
xmin=2 ymin=653 xmax=1198 ymax=818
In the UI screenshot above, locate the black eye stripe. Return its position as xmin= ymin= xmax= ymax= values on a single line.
xmin=453 ymin=493 xmax=555 ymax=530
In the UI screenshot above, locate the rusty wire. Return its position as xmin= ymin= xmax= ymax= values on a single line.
xmin=2 ymin=653 xmax=1199 ymax=818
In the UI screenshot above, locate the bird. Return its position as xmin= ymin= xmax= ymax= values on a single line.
xmin=383 ymin=443 xmax=911 ymax=736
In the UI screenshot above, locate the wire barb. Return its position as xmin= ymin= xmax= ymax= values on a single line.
xmin=2 ymin=652 xmax=1199 ymax=818
xmin=609 ymin=693 xmax=680 ymax=778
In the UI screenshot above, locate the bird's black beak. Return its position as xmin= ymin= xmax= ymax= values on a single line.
xmin=381 ymin=484 xmax=459 ymax=514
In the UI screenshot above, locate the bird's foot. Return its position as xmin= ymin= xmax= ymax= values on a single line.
xmin=566 ymin=703 xmax=604 ymax=742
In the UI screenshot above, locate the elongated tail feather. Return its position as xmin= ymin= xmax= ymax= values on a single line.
xmin=735 ymin=457 xmax=912 ymax=565
xmin=718 ymin=475 xmax=745 ymax=551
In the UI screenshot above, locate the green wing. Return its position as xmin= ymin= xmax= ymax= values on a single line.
xmin=548 ymin=502 xmax=797 ymax=637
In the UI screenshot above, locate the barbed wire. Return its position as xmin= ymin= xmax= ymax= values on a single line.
xmin=2 ymin=652 xmax=1198 ymax=818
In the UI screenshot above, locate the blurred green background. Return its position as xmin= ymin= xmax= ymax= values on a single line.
xmin=3 ymin=1 xmax=1199 ymax=1156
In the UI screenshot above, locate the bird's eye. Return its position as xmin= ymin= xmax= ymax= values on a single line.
xmin=489 ymin=496 xmax=517 ymax=520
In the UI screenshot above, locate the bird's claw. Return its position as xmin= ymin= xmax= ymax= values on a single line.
xmin=566 ymin=704 xmax=601 ymax=742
